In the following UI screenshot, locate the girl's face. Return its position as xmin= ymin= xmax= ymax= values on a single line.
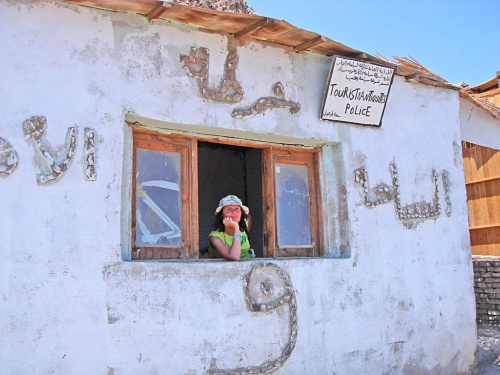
xmin=222 ymin=205 xmax=242 ymax=223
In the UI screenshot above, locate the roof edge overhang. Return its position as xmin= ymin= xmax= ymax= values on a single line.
xmin=63 ymin=0 xmax=457 ymax=90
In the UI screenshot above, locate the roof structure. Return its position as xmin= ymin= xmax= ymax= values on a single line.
xmin=380 ymin=56 xmax=500 ymax=121
xmin=63 ymin=0 xmax=500 ymax=121
xmin=65 ymin=0 xmax=452 ymax=87
xmin=462 ymin=73 xmax=500 ymax=119
xmin=172 ymin=0 xmax=254 ymax=14
xmin=469 ymin=74 xmax=500 ymax=94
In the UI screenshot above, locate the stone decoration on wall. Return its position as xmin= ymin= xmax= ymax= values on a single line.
xmin=353 ymin=167 xmax=393 ymax=208
xmin=22 ymin=115 xmax=77 ymax=184
xmin=207 ymin=262 xmax=298 ymax=375
xmin=0 ymin=137 xmax=19 ymax=176
xmin=232 ymin=81 xmax=301 ymax=118
xmin=180 ymin=46 xmax=243 ymax=103
xmin=390 ymin=162 xmax=441 ymax=229
xmin=84 ymin=127 xmax=96 ymax=181
xmin=355 ymin=161 xmax=451 ymax=229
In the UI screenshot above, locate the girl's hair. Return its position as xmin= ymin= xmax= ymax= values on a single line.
xmin=213 ymin=209 xmax=248 ymax=233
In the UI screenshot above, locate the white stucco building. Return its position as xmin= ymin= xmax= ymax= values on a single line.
xmin=2 ymin=1 xmax=497 ymax=373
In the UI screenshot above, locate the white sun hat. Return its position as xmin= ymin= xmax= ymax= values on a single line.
xmin=214 ymin=195 xmax=249 ymax=215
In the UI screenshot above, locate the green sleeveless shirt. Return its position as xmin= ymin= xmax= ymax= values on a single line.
xmin=208 ymin=230 xmax=251 ymax=259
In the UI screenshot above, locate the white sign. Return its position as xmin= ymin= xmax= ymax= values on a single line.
xmin=320 ymin=56 xmax=395 ymax=127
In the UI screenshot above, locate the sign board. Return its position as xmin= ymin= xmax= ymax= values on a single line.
xmin=320 ymin=56 xmax=396 ymax=127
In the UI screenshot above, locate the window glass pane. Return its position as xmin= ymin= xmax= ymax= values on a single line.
xmin=136 ymin=148 xmax=182 ymax=247
xmin=275 ymin=162 xmax=312 ymax=246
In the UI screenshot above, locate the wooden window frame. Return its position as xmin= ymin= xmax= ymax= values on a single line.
xmin=132 ymin=131 xmax=197 ymax=260
xmin=263 ymin=148 xmax=323 ymax=258
xmin=131 ymin=128 xmax=322 ymax=260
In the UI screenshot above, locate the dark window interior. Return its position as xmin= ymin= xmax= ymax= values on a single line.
xmin=197 ymin=141 xmax=263 ymax=258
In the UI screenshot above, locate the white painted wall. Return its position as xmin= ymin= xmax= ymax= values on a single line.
xmin=0 ymin=1 xmax=476 ymax=374
xmin=460 ymin=96 xmax=500 ymax=150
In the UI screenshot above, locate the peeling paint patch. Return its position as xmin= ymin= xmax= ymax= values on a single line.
xmin=442 ymin=170 xmax=452 ymax=217
xmin=397 ymin=299 xmax=414 ymax=312
xmin=120 ymin=33 xmax=164 ymax=80
xmin=402 ymin=349 xmax=464 ymax=375
xmin=107 ymin=305 xmax=121 ymax=324
xmin=452 ymin=140 xmax=462 ymax=169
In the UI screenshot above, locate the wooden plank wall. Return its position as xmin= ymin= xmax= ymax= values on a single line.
xmin=462 ymin=143 xmax=500 ymax=255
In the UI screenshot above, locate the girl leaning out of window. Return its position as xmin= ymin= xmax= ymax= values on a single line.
xmin=208 ymin=195 xmax=255 ymax=260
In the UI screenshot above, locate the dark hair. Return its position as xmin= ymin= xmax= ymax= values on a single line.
xmin=213 ymin=209 xmax=248 ymax=233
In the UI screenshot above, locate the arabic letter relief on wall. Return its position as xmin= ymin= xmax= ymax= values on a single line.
xmin=320 ymin=56 xmax=395 ymax=127
xmin=0 ymin=137 xmax=19 ymax=176
xmin=22 ymin=115 xmax=78 ymax=184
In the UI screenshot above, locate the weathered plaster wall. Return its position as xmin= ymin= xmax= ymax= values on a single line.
xmin=460 ymin=96 xmax=500 ymax=149
xmin=0 ymin=1 xmax=476 ymax=374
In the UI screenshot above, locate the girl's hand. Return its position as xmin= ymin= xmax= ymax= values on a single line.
xmin=223 ymin=217 xmax=238 ymax=230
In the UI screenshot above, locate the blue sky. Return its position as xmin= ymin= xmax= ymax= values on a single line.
xmin=250 ymin=0 xmax=499 ymax=87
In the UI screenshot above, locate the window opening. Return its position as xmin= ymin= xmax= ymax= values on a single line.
xmin=197 ymin=141 xmax=263 ymax=258
xmin=131 ymin=128 xmax=323 ymax=260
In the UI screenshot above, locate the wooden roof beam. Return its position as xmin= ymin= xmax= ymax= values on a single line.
xmin=294 ymin=35 xmax=327 ymax=53
xmin=234 ymin=17 xmax=274 ymax=40
xmin=351 ymin=52 xmax=368 ymax=60
xmin=405 ymin=73 xmax=421 ymax=81
xmin=147 ymin=1 xmax=172 ymax=22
